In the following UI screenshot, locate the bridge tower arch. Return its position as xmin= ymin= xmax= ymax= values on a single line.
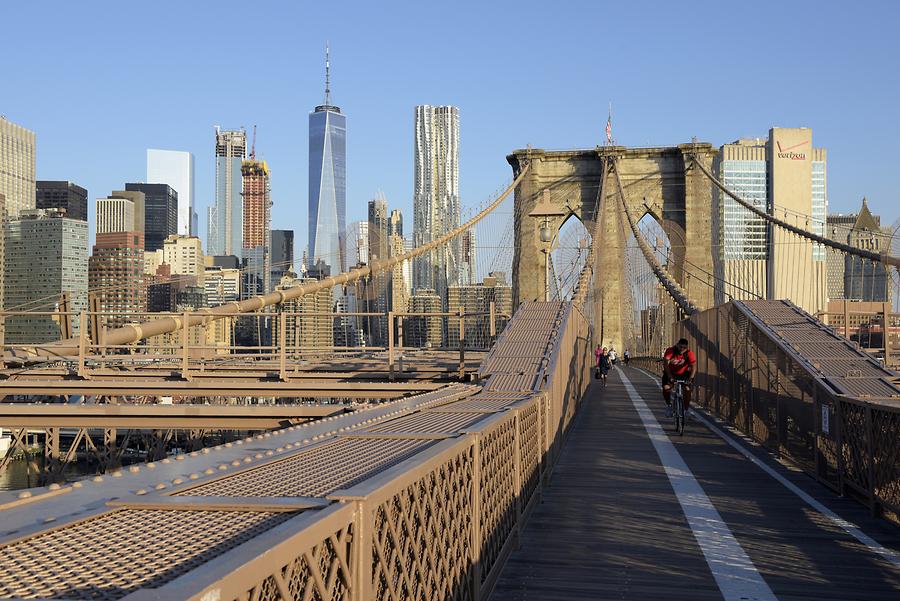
xmin=508 ymin=144 xmax=717 ymax=350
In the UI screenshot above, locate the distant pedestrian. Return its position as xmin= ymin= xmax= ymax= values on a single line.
xmin=623 ymin=350 xmax=631 ymax=366
xmin=597 ymin=347 xmax=611 ymax=385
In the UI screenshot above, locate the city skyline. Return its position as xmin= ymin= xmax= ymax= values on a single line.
xmin=4 ymin=1 xmax=899 ymax=259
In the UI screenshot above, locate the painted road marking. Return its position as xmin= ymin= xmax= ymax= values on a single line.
xmin=619 ymin=371 xmax=777 ymax=601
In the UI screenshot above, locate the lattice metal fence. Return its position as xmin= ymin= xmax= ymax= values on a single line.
xmin=677 ymin=299 xmax=900 ymax=523
xmin=0 ymin=299 xmax=593 ymax=600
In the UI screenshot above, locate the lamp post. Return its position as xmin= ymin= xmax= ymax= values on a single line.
xmin=528 ymin=190 xmax=567 ymax=302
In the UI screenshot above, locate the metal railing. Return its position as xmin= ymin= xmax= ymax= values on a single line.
xmin=676 ymin=300 xmax=900 ymax=522
xmin=0 ymin=308 xmax=509 ymax=382
xmin=0 ymin=300 xmax=593 ymax=601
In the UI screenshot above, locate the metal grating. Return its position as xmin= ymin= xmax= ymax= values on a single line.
xmin=481 ymin=356 xmax=543 ymax=374
xmin=486 ymin=372 xmax=539 ymax=392
xmin=366 ymin=411 xmax=488 ymax=433
xmin=812 ymin=359 xmax=890 ymax=379
xmin=179 ymin=437 xmax=434 ymax=498
xmin=0 ymin=509 xmax=292 ymax=600
xmin=433 ymin=397 xmax=527 ymax=412
xmin=487 ymin=341 xmax=550 ymax=358
xmin=830 ymin=378 xmax=900 ymax=399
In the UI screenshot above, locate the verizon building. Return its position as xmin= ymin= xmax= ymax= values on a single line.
xmin=715 ymin=127 xmax=827 ymax=314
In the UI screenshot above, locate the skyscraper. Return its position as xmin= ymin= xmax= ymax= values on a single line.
xmin=0 ymin=116 xmax=36 ymax=220
xmin=368 ymin=195 xmax=389 ymax=263
xmin=827 ymin=198 xmax=890 ymax=302
xmin=0 ymin=117 xmax=36 ymax=314
xmin=36 ymin=181 xmax=88 ymax=221
xmin=125 ymin=183 xmax=177 ymax=251
xmin=210 ymin=128 xmax=246 ymax=256
xmin=367 ymin=194 xmax=390 ymax=345
xmin=3 ymin=210 xmax=88 ymax=343
xmin=714 ymin=128 xmax=828 ymax=314
xmin=107 ymin=190 xmax=146 ymax=233
xmin=96 ymin=196 xmax=137 ymax=234
xmin=308 ymin=46 xmax=347 ymax=276
xmin=242 ymin=158 xmax=271 ymax=296
xmin=271 ymin=229 xmax=294 ymax=286
xmin=413 ymin=105 xmax=460 ymax=303
xmin=147 ymin=149 xmax=195 ymax=236
xmin=346 ymin=221 xmax=368 ymax=268
xmin=89 ymin=231 xmax=146 ymax=330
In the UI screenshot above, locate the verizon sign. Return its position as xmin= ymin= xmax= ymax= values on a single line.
xmin=776 ymin=140 xmax=808 ymax=160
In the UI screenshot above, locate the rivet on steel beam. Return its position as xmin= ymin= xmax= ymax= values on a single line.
xmin=92 ymin=476 xmax=103 ymax=483
xmin=135 ymin=489 xmax=147 ymax=495
xmin=155 ymin=483 xmax=167 ymax=490
xmin=161 ymin=458 xmax=172 ymax=464
xmin=48 ymin=483 xmax=61 ymax=491
xmin=189 ymin=451 xmax=199 ymax=457
xmin=204 ymin=468 xmax=215 ymax=475
xmin=243 ymin=457 xmax=252 ymax=463
xmin=244 ymin=436 xmax=253 ymax=442
xmin=129 ymin=466 xmax=140 ymax=473
xmin=72 ymin=482 xmax=83 ymax=488
xmin=202 ymin=448 xmax=211 ymax=454
xmin=44 ymin=517 xmax=56 ymax=523
xmin=218 ymin=464 xmax=229 ymax=471
xmin=235 ymin=440 xmax=244 ymax=445
xmin=265 ymin=450 xmax=274 ymax=456
xmin=225 ymin=443 xmax=233 ymax=448
xmin=255 ymin=453 xmax=263 ymax=459
xmin=172 ymin=478 xmax=184 ymax=484
xmin=112 ymin=471 xmax=123 ymax=478
xmin=17 ymin=491 xmax=32 ymax=499
xmin=276 ymin=447 xmax=284 ymax=452
xmin=176 ymin=455 xmax=186 ymax=461
xmin=231 ymin=460 xmax=241 ymax=466
xmin=189 ymin=474 xmax=200 ymax=480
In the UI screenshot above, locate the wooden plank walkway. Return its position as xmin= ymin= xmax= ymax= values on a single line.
xmin=490 ymin=367 xmax=900 ymax=600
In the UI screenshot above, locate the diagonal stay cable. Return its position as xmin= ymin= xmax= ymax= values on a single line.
xmin=613 ymin=159 xmax=699 ymax=316
xmin=688 ymin=151 xmax=900 ymax=269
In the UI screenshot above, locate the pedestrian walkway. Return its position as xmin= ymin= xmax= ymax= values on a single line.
xmin=490 ymin=367 xmax=900 ymax=600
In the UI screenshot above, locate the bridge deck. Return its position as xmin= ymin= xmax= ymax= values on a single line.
xmin=492 ymin=367 xmax=900 ymax=601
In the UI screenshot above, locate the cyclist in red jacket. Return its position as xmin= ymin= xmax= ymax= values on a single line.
xmin=663 ymin=338 xmax=696 ymax=417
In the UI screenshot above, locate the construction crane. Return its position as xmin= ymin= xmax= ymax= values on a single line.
xmin=250 ymin=124 xmax=257 ymax=160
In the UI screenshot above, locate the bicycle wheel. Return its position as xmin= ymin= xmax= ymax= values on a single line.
xmin=673 ymin=387 xmax=684 ymax=436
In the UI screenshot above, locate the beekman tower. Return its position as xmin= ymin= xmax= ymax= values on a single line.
xmin=308 ymin=45 xmax=347 ymax=277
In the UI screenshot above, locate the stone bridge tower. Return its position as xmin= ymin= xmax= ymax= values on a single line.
xmin=507 ymin=144 xmax=717 ymax=350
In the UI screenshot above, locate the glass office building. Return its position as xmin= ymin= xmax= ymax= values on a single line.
xmin=308 ymin=49 xmax=346 ymax=277
xmin=720 ymin=158 xmax=767 ymax=260
xmin=308 ymin=106 xmax=346 ymax=276
xmin=210 ymin=129 xmax=246 ymax=256
xmin=147 ymin=149 xmax=195 ymax=236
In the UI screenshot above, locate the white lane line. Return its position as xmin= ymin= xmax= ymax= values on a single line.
xmin=619 ymin=370 xmax=777 ymax=601
xmin=632 ymin=367 xmax=900 ymax=570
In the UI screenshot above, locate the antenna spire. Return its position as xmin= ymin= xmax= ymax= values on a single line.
xmin=324 ymin=42 xmax=331 ymax=106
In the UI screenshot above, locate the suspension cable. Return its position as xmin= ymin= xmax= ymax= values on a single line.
xmin=689 ymin=152 xmax=900 ymax=268
xmin=8 ymin=164 xmax=532 ymax=360
xmin=613 ymin=160 xmax=699 ymax=316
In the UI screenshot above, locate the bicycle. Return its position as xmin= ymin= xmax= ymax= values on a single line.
xmin=671 ymin=380 xmax=686 ymax=436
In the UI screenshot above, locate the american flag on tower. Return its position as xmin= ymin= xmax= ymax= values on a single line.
xmin=605 ymin=104 xmax=613 ymax=145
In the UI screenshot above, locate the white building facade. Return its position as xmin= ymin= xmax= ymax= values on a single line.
xmin=147 ymin=149 xmax=195 ymax=237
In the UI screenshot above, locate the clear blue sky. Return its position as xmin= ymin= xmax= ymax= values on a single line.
xmin=5 ymin=0 xmax=899 ymax=252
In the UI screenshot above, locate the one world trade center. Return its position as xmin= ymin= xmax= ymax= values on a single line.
xmin=308 ymin=45 xmax=346 ymax=277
